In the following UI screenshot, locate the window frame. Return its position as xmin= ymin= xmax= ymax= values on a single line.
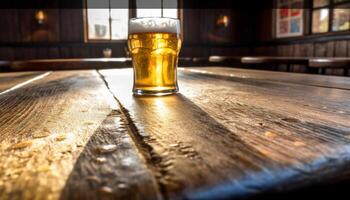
xmin=310 ymin=0 xmax=350 ymax=35
xmin=274 ymin=0 xmax=350 ymax=39
xmin=84 ymin=0 xmax=182 ymax=43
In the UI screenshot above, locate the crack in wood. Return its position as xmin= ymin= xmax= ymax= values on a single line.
xmin=96 ymin=70 xmax=168 ymax=200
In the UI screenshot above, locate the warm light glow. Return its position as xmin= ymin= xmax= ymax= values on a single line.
xmin=217 ymin=15 xmax=230 ymax=27
xmin=35 ymin=10 xmax=46 ymax=24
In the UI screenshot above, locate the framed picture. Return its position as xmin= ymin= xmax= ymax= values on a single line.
xmin=276 ymin=0 xmax=304 ymax=38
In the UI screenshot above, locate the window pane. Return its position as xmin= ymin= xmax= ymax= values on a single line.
xmin=313 ymin=0 xmax=329 ymax=8
xmin=332 ymin=7 xmax=350 ymax=31
xmin=137 ymin=9 xmax=162 ymax=17
xmin=136 ymin=0 xmax=178 ymax=18
xmin=136 ymin=0 xmax=162 ymax=17
xmin=163 ymin=9 xmax=178 ymax=18
xmin=111 ymin=9 xmax=129 ymax=39
xmin=163 ymin=0 xmax=178 ymax=18
xmin=312 ymin=9 xmax=329 ymax=33
xmin=87 ymin=9 xmax=110 ymax=40
xmin=87 ymin=0 xmax=110 ymax=40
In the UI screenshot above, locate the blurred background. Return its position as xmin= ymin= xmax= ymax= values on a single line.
xmin=0 ymin=0 xmax=349 ymax=75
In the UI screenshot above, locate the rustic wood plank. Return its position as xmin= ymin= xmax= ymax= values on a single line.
xmin=314 ymin=42 xmax=327 ymax=57
xmin=241 ymin=57 xmax=308 ymax=65
xmin=188 ymin=67 xmax=350 ymax=90
xmin=100 ymin=67 xmax=350 ymax=199
xmin=0 ymin=71 xmax=46 ymax=92
xmin=0 ymin=70 xmax=161 ymax=200
xmin=10 ymin=58 xmax=131 ymax=71
xmin=335 ymin=41 xmax=347 ymax=57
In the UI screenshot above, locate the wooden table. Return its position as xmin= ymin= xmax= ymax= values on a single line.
xmin=9 ymin=58 xmax=132 ymax=71
xmin=241 ymin=57 xmax=309 ymax=72
xmin=1 ymin=67 xmax=350 ymax=200
xmin=309 ymin=58 xmax=350 ymax=76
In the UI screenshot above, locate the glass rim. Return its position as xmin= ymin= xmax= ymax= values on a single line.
xmin=128 ymin=17 xmax=181 ymax=34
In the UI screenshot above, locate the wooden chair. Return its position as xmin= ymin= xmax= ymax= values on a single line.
xmin=309 ymin=58 xmax=350 ymax=76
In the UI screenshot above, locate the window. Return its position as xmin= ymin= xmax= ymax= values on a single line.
xmin=136 ymin=0 xmax=178 ymax=18
xmin=86 ymin=0 xmax=179 ymax=41
xmin=311 ymin=0 xmax=350 ymax=33
xmin=312 ymin=8 xmax=330 ymax=33
xmin=276 ymin=0 xmax=304 ymax=38
xmin=86 ymin=0 xmax=129 ymax=40
xmin=332 ymin=5 xmax=350 ymax=31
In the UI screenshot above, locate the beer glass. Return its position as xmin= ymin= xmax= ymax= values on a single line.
xmin=128 ymin=17 xmax=182 ymax=96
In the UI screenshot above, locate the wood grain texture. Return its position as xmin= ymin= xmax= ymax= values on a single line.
xmin=10 ymin=58 xmax=132 ymax=71
xmin=186 ymin=67 xmax=350 ymax=90
xmin=100 ymin=67 xmax=350 ymax=199
xmin=0 ymin=71 xmax=45 ymax=92
xmin=241 ymin=57 xmax=308 ymax=65
xmin=0 ymin=70 xmax=160 ymax=200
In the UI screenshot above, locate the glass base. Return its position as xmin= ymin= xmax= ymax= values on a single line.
xmin=133 ymin=88 xmax=178 ymax=96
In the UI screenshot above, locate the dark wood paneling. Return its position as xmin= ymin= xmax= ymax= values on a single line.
xmin=14 ymin=47 xmax=37 ymax=60
xmin=334 ymin=40 xmax=347 ymax=57
xmin=277 ymin=45 xmax=293 ymax=56
xmin=293 ymin=43 xmax=314 ymax=57
xmin=326 ymin=41 xmax=335 ymax=57
xmin=0 ymin=9 xmax=20 ymax=43
xmin=59 ymin=9 xmax=84 ymax=42
xmin=292 ymin=44 xmax=313 ymax=72
xmin=36 ymin=47 xmax=60 ymax=59
xmin=210 ymin=47 xmax=250 ymax=56
xmin=314 ymin=42 xmax=327 ymax=57
xmin=70 ymin=46 xmax=91 ymax=58
xmin=18 ymin=9 xmax=35 ymax=42
xmin=183 ymin=9 xmax=201 ymax=44
xmin=47 ymin=47 xmax=60 ymax=58
xmin=181 ymin=47 xmax=209 ymax=57
xmin=255 ymin=8 xmax=273 ymax=41
xmin=0 ymin=48 xmax=14 ymax=60
xmin=35 ymin=47 xmax=49 ymax=59
xmin=59 ymin=47 xmax=71 ymax=58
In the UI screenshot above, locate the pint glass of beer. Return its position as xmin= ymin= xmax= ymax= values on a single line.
xmin=128 ymin=17 xmax=182 ymax=96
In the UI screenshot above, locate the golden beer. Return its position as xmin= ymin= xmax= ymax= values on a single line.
xmin=128 ymin=18 xmax=181 ymax=95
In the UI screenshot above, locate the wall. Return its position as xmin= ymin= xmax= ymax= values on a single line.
xmin=0 ymin=8 xmax=128 ymax=60
xmin=181 ymin=8 xmax=254 ymax=57
xmin=252 ymin=2 xmax=350 ymax=75
xmin=0 ymin=0 xmax=258 ymax=60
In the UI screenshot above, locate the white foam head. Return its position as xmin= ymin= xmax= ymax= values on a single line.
xmin=129 ymin=17 xmax=180 ymax=34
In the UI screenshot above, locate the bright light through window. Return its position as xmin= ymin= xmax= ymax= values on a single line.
xmin=136 ymin=0 xmax=178 ymax=18
xmin=87 ymin=0 xmax=129 ymax=40
xmin=111 ymin=9 xmax=129 ymax=40
xmin=86 ymin=0 xmax=178 ymax=41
